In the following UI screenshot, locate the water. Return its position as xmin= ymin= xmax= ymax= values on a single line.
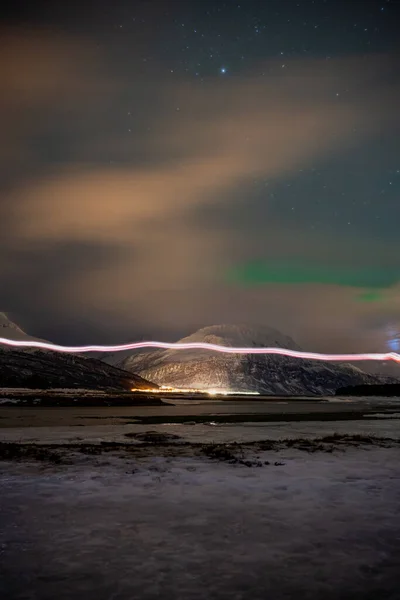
xmin=0 ymin=397 xmax=399 ymax=444
xmin=0 ymin=397 xmax=392 ymax=428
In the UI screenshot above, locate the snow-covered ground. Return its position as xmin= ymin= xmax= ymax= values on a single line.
xmin=1 ymin=400 xmax=400 ymax=599
xmin=1 ymin=418 xmax=400 ymax=445
xmin=1 ymin=442 xmax=400 ymax=600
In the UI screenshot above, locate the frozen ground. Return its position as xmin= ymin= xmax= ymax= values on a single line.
xmin=1 ymin=418 xmax=400 ymax=445
xmin=1 ymin=399 xmax=400 ymax=600
xmin=1 ymin=436 xmax=400 ymax=600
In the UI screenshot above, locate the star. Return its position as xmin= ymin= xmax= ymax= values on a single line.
xmin=220 ymin=67 xmax=226 ymax=74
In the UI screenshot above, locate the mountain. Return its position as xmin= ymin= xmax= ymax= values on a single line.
xmin=0 ymin=312 xmax=47 ymax=344
xmin=106 ymin=324 xmax=393 ymax=396
xmin=0 ymin=347 xmax=157 ymax=390
xmin=0 ymin=313 xmax=157 ymax=391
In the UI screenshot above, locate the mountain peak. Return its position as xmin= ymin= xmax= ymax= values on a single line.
xmin=0 ymin=312 xmax=45 ymax=345
xmin=0 ymin=312 xmax=27 ymax=338
xmin=178 ymin=324 xmax=301 ymax=350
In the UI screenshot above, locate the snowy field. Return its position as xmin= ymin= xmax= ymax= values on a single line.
xmin=1 ymin=434 xmax=400 ymax=599
xmin=1 ymin=400 xmax=400 ymax=600
xmin=1 ymin=417 xmax=400 ymax=445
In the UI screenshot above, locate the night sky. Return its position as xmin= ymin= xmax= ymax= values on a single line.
xmin=1 ymin=0 xmax=399 ymax=357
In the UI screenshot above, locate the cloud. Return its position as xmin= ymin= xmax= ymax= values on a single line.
xmin=1 ymin=27 xmax=399 ymax=344
xmin=0 ymin=29 xmax=114 ymax=179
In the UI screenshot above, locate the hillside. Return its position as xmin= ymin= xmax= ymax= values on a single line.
xmin=107 ymin=324 xmax=392 ymax=395
xmin=0 ymin=313 xmax=157 ymax=391
xmin=0 ymin=312 xmax=47 ymax=345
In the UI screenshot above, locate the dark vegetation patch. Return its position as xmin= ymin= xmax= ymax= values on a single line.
xmin=317 ymin=433 xmax=396 ymax=447
xmin=0 ymin=442 xmax=64 ymax=464
xmin=202 ymin=443 xmax=263 ymax=467
xmin=0 ymin=434 xmax=398 ymax=466
xmin=124 ymin=431 xmax=182 ymax=443
xmin=263 ymin=433 xmax=398 ymax=453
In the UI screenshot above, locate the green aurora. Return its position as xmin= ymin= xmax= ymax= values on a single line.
xmin=227 ymin=261 xmax=398 ymax=302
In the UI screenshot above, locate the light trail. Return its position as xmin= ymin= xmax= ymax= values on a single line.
xmin=1 ymin=337 xmax=400 ymax=363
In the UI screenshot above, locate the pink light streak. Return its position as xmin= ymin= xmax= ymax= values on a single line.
xmin=1 ymin=337 xmax=400 ymax=363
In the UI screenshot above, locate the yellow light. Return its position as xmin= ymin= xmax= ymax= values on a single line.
xmin=130 ymin=386 xmax=259 ymax=396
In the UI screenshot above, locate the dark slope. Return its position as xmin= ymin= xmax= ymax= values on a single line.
xmin=0 ymin=347 xmax=157 ymax=391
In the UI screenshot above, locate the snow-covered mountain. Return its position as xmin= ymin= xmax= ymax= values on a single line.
xmin=106 ymin=324 xmax=392 ymax=395
xmin=0 ymin=312 xmax=46 ymax=344
xmin=0 ymin=313 xmax=157 ymax=391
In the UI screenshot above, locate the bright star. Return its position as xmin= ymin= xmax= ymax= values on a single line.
xmin=220 ymin=67 xmax=226 ymax=74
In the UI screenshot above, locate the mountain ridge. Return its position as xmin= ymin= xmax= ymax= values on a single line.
xmin=106 ymin=324 xmax=395 ymax=395
xmin=0 ymin=312 xmax=157 ymax=391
